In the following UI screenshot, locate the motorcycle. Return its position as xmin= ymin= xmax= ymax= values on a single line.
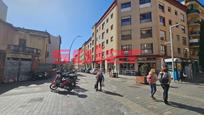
xmin=50 ymin=74 xmax=75 ymax=92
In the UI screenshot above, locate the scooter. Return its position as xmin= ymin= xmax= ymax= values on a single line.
xmin=50 ymin=74 xmax=74 ymax=92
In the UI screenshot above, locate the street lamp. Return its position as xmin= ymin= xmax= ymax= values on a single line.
xmin=69 ymin=35 xmax=82 ymax=63
xmin=169 ymin=23 xmax=180 ymax=79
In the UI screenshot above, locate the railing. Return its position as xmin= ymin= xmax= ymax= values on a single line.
xmin=190 ymin=31 xmax=200 ymax=35
xmin=7 ymin=44 xmax=41 ymax=55
xmin=188 ymin=20 xmax=200 ymax=25
xmin=187 ymin=9 xmax=200 ymax=14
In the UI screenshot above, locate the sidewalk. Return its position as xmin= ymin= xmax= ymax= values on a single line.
xmin=104 ymin=73 xmax=204 ymax=103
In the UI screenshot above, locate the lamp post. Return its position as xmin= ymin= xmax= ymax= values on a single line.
xmin=169 ymin=23 xmax=180 ymax=80
xmin=69 ymin=35 xmax=82 ymax=63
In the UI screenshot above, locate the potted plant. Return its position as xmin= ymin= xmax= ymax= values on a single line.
xmin=136 ymin=64 xmax=149 ymax=84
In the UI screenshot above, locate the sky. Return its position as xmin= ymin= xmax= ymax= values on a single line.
xmin=2 ymin=0 xmax=204 ymax=57
xmin=3 ymin=0 xmax=114 ymax=57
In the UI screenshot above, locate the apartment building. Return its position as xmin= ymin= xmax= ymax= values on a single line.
xmin=76 ymin=0 xmax=189 ymax=74
xmin=185 ymin=0 xmax=204 ymax=60
xmin=0 ymin=0 xmax=7 ymax=21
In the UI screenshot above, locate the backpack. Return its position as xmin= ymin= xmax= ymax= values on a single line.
xmin=159 ymin=72 xmax=169 ymax=84
xmin=147 ymin=74 xmax=154 ymax=84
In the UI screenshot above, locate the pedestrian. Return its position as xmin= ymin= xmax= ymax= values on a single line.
xmin=147 ymin=69 xmax=157 ymax=99
xmin=94 ymin=69 xmax=104 ymax=91
xmin=158 ymin=67 xmax=171 ymax=104
xmin=108 ymin=67 xmax=112 ymax=77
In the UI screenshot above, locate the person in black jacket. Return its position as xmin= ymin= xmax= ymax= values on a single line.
xmin=158 ymin=67 xmax=171 ymax=104
xmin=95 ymin=69 xmax=104 ymax=91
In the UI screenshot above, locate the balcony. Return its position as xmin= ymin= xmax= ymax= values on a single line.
xmin=188 ymin=20 xmax=200 ymax=26
xmin=187 ymin=9 xmax=200 ymax=15
xmin=7 ymin=44 xmax=41 ymax=55
xmin=189 ymin=31 xmax=200 ymax=37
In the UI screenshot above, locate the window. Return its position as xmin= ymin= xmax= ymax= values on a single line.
xmin=140 ymin=27 xmax=152 ymax=38
xmin=121 ymin=30 xmax=132 ymax=40
xmin=121 ymin=2 xmax=131 ymax=11
xmin=121 ymin=16 xmax=131 ymax=26
xmin=121 ymin=44 xmax=132 ymax=51
xmin=106 ymin=18 xmax=109 ymax=23
xmin=160 ymin=30 xmax=166 ymax=40
xmin=141 ymin=43 xmax=153 ymax=54
xmin=106 ymin=39 xmax=109 ymax=44
xmin=19 ymin=39 xmax=26 ymax=49
xmin=102 ymin=32 xmax=105 ymax=39
xmin=178 ymin=48 xmax=181 ymax=54
xmin=92 ymin=48 xmax=94 ymax=53
xmin=19 ymin=39 xmax=26 ymax=51
xmin=102 ymin=23 xmax=105 ymax=30
xmin=139 ymin=0 xmax=151 ymax=5
xmin=181 ymin=25 xmax=185 ymax=33
xmin=160 ymin=16 xmax=165 ymax=26
xmin=175 ymin=10 xmax=178 ymax=15
xmin=140 ymin=12 xmax=152 ymax=23
xmin=111 ymin=25 xmax=113 ymax=30
xmin=111 ymin=36 xmax=113 ymax=42
xmin=106 ymin=50 xmax=109 ymax=55
xmin=102 ymin=42 xmax=105 ymax=49
xmin=102 ymin=52 xmax=105 ymax=58
xmin=159 ymin=3 xmax=165 ymax=12
xmin=180 ymin=13 xmax=185 ymax=22
xmin=160 ymin=45 xmax=166 ymax=55
xmin=168 ymin=7 xmax=171 ymax=12
xmin=182 ymin=37 xmax=187 ymax=45
xmin=169 ymin=20 xmax=172 ymax=25
xmin=106 ymin=29 xmax=109 ymax=33
xmin=111 ymin=13 xmax=113 ymax=19
xmin=177 ymin=35 xmax=180 ymax=41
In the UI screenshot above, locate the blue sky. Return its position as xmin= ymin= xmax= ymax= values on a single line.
xmin=3 ymin=0 xmax=114 ymax=57
xmin=2 ymin=0 xmax=204 ymax=57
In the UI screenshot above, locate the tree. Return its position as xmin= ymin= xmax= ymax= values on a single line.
xmin=199 ymin=20 xmax=204 ymax=71
xmin=139 ymin=64 xmax=149 ymax=76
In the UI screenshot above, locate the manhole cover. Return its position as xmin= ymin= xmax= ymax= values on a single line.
xmin=28 ymin=97 xmax=44 ymax=103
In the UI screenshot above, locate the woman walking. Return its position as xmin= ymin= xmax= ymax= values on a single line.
xmin=147 ymin=69 xmax=157 ymax=99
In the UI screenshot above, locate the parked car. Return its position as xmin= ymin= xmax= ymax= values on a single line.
xmin=31 ymin=71 xmax=49 ymax=80
xmin=85 ymin=68 xmax=91 ymax=73
xmin=90 ymin=68 xmax=98 ymax=75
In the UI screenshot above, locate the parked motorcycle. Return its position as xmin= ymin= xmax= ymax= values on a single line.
xmin=62 ymin=72 xmax=77 ymax=87
xmin=50 ymin=73 xmax=75 ymax=92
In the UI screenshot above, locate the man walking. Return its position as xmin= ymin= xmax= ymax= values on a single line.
xmin=159 ymin=67 xmax=171 ymax=104
xmin=95 ymin=69 xmax=104 ymax=91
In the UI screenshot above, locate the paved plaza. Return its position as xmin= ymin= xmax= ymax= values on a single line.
xmin=0 ymin=73 xmax=204 ymax=115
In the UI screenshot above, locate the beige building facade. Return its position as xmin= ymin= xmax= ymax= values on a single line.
xmin=75 ymin=0 xmax=189 ymax=74
xmin=0 ymin=20 xmax=57 ymax=82
xmin=185 ymin=0 xmax=204 ymax=60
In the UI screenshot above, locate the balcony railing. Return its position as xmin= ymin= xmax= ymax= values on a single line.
xmin=188 ymin=20 xmax=200 ymax=25
xmin=187 ymin=9 xmax=200 ymax=14
xmin=190 ymin=31 xmax=200 ymax=35
xmin=7 ymin=44 xmax=41 ymax=55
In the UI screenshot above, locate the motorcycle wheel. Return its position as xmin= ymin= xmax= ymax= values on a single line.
xmin=66 ymin=85 xmax=73 ymax=92
xmin=50 ymin=84 xmax=58 ymax=90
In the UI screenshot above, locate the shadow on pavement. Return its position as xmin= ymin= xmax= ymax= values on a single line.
xmin=0 ymin=77 xmax=53 ymax=95
xmin=169 ymin=101 xmax=204 ymax=114
xmin=56 ymin=90 xmax=87 ymax=98
xmin=74 ymin=86 xmax=88 ymax=93
xmin=103 ymin=90 xmax=123 ymax=97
